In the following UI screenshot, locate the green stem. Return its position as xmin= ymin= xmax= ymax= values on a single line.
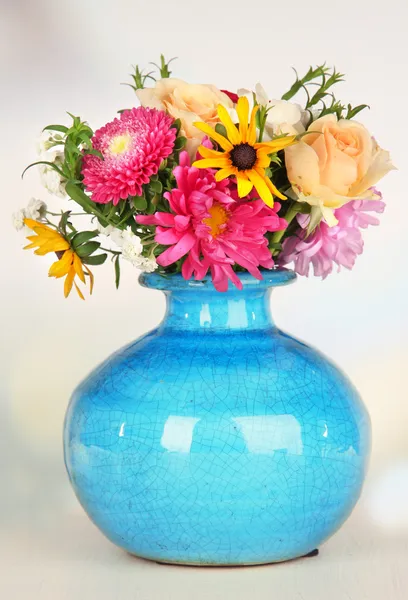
xmin=270 ymin=202 xmax=301 ymax=256
xmin=46 ymin=210 xmax=87 ymax=217
xmin=100 ymin=246 xmax=121 ymax=256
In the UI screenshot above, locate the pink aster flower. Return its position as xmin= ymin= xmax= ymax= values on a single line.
xmin=82 ymin=107 xmax=176 ymax=205
xmin=137 ymin=151 xmax=286 ymax=292
xmin=279 ymin=192 xmax=385 ymax=278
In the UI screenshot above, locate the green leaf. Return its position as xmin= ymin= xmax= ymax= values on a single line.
xmin=346 ymin=103 xmax=370 ymax=119
xmin=215 ymin=123 xmax=227 ymax=138
xmin=43 ymin=125 xmax=68 ymax=134
xmin=171 ymin=118 xmax=182 ymax=132
xmin=65 ymin=137 xmax=80 ymax=157
xmin=21 ymin=160 xmax=66 ymax=179
xmin=58 ymin=211 xmax=72 ymax=235
xmin=132 ymin=195 xmax=148 ymax=211
xmin=150 ymin=179 xmax=163 ymax=194
xmin=82 ymin=253 xmax=108 ymax=266
xmin=71 ymin=230 xmax=99 ymax=249
xmin=268 ymin=242 xmax=283 ymax=250
xmin=65 ymin=182 xmax=100 ymax=215
xmin=75 ymin=241 xmax=100 ymax=257
xmin=78 ymin=132 xmax=92 ymax=149
xmin=174 ymin=136 xmax=187 ymax=150
xmin=84 ymin=148 xmax=103 ymax=159
xmin=114 ymin=255 xmax=121 ymax=289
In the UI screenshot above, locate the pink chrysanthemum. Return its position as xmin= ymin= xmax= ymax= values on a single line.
xmin=279 ymin=192 xmax=385 ymax=278
xmin=137 ymin=151 xmax=286 ymax=292
xmin=82 ymin=107 xmax=176 ymax=205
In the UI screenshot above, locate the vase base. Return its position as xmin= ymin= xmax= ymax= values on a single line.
xmin=128 ymin=549 xmax=320 ymax=567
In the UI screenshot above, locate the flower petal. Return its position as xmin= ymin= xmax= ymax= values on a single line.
xmin=217 ymin=104 xmax=241 ymax=145
xmin=197 ymin=145 xmax=228 ymax=160
xmin=214 ymin=167 xmax=236 ymax=182
xmin=247 ymin=169 xmax=274 ymax=207
xmin=74 ymin=282 xmax=85 ymax=300
xmin=73 ymin=253 xmax=86 ymax=283
xmin=263 ymin=173 xmax=287 ymax=201
xmin=49 ymin=250 xmax=73 ymax=278
xmin=64 ymin=267 xmax=75 ymax=298
xmin=255 ymin=135 xmax=297 ymax=153
xmin=84 ymin=265 xmax=94 ymax=294
xmin=236 ymin=172 xmax=254 ymax=197
xmin=157 ymin=232 xmax=196 ymax=267
xmin=192 ymin=157 xmax=231 ymax=169
xmin=236 ymin=96 xmax=249 ymax=142
xmin=193 ymin=121 xmax=233 ymax=151
xmin=247 ymin=105 xmax=259 ymax=145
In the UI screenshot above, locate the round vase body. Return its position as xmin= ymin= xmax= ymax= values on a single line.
xmin=64 ymin=271 xmax=371 ymax=565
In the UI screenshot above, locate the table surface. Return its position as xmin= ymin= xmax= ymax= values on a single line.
xmin=3 ymin=492 xmax=408 ymax=600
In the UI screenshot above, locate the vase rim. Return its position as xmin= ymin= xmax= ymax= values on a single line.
xmin=139 ymin=268 xmax=296 ymax=292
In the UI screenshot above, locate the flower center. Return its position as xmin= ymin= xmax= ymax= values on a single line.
xmin=203 ymin=203 xmax=229 ymax=238
xmin=229 ymin=143 xmax=257 ymax=171
xmin=109 ymin=134 xmax=132 ymax=155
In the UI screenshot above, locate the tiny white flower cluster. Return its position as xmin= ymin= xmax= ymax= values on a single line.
xmin=37 ymin=131 xmax=67 ymax=198
xmin=98 ymin=225 xmax=158 ymax=273
xmin=12 ymin=198 xmax=47 ymax=231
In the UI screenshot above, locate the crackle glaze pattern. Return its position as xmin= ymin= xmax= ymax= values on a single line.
xmin=64 ymin=270 xmax=371 ymax=565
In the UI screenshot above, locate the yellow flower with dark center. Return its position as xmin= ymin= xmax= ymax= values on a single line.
xmin=24 ymin=219 xmax=94 ymax=300
xmin=192 ymin=96 xmax=297 ymax=207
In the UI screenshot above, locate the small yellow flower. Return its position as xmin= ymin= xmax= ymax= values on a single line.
xmin=193 ymin=96 xmax=297 ymax=207
xmin=24 ymin=219 xmax=93 ymax=299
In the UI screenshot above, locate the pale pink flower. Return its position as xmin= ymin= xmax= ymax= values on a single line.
xmin=137 ymin=151 xmax=286 ymax=292
xmin=82 ymin=107 xmax=176 ymax=205
xmin=279 ymin=193 xmax=385 ymax=278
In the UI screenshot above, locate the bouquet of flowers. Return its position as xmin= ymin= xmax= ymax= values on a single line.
xmin=15 ymin=56 xmax=395 ymax=297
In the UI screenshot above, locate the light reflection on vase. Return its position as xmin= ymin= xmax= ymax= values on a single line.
xmin=64 ymin=270 xmax=371 ymax=565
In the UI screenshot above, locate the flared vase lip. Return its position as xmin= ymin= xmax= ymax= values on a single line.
xmin=139 ymin=268 xmax=296 ymax=292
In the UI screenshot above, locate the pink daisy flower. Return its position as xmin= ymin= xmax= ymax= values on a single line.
xmin=82 ymin=107 xmax=176 ymax=205
xmin=279 ymin=193 xmax=385 ymax=278
xmin=137 ymin=151 xmax=287 ymax=292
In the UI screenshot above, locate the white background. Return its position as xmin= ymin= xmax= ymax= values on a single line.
xmin=1 ymin=0 xmax=408 ymax=598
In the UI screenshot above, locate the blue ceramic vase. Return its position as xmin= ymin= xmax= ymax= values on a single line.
xmin=64 ymin=270 xmax=371 ymax=565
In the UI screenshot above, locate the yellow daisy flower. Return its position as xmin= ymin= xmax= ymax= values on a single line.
xmin=24 ymin=218 xmax=93 ymax=299
xmin=192 ymin=96 xmax=297 ymax=207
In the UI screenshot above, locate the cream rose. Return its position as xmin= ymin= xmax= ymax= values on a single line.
xmin=137 ymin=78 xmax=233 ymax=158
xmin=285 ymin=114 xmax=395 ymax=225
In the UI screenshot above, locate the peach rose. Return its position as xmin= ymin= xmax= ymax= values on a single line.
xmin=285 ymin=114 xmax=395 ymax=225
xmin=137 ymin=78 xmax=233 ymax=158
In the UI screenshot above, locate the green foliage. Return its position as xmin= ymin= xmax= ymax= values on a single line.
xmin=281 ymin=64 xmax=368 ymax=123
xmin=22 ymin=114 xmax=100 ymax=186
xmin=65 ymin=183 xmax=109 ymax=226
xmin=124 ymin=54 xmax=177 ymax=93
xmin=75 ymin=241 xmax=101 ymax=258
xmin=123 ymin=65 xmax=156 ymax=91
xmin=132 ymin=195 xmax=148 ymax=211
xmin=345 ymin=103 xmax=370 ymax=119
xmin=150 ymin=54 xmax=177 ymax=79
xmin=114 ymin=255 xmax=121 ymax=289
xmin=82 ymin=253 xmax=108 ymax=266
xmin=71 ymin=230 xmax=99 ymax=249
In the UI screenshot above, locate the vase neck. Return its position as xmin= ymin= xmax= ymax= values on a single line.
xmin=162 ymin=288 xmax=274 ymax=332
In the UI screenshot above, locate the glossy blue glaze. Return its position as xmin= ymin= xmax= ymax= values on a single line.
xmin=64 ymin=270 xmax=371 ymax=565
